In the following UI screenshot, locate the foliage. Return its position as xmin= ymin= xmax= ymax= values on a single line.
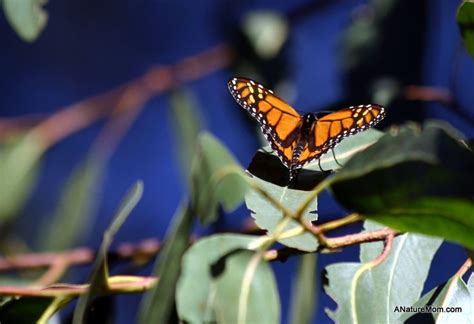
xmin=1 ymin=3 xmax=473 ymax=324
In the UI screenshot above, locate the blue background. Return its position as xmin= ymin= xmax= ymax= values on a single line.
xmin=1 ymin=0 xmax=472 ymax=323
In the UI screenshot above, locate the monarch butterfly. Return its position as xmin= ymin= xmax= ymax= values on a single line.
xmin=227 ymin=77 xmax=386 ymax=180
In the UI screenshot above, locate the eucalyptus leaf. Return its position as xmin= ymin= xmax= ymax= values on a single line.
xmin=214 ymin=250 xmax=280 ymax=324
xmin=289 ymin=254 xmax=317 ymax=324
xmin=138 ymin=201 xmax=193 ymax=324
xmin=457 ymin=1 xmax=474 ymax=58
xmin=38 ymin=157 xmax=103 ymax=251
xmin=2 ymin=0 xmax=48 ymax=42
xmin=190 ymin=132 xmax=248 ymax=224
xmin=324 ymin=221 xmax=442 ymax=323
xmin=73 ymin=181 xmax=143 ymax=324
xmin=0 ymin=134 xmax=43 ymax=224
xmin=245 ymin=175 xmax=318 ymax=251
xmin=330 ymin=121 xmax=474 ymax=248
xmin=400 ymin=272 xmax=472 ymax=323
xmin=176 ymin=234 xmax=259 ymax=323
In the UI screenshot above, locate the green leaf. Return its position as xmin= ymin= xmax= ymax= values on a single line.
xmin=0 ymin=296 xmax=72 ymax=323
xmin=400 ymin=271 xmax=473 ymax=323
xmin=306 ymin=129 xmax=384 ymax=171
xmin=169 ymin=88 xmax=204 ymax=183
xmin=324 ymin=221 xmax=442 ymax=323
xmin=38 ymin=157 xmax=103 ymax=251
xmin=190 ymin=132 xmax=248 ymax=224
xmin=73 ymin=181 xmax=143 ymax=324
xmin=138 ymin=201 xmax=194 ymax=324
xmin=245 ymin=176 xmax=318 ymax=251
xmin=457 ymin=1 xmax=474 ymax=58
xmin=176 ymin=234 xmax=258 ymax=323
xmin=329 ymin=121 xmax=474 ymax=248
xmin=2 ymin=0 xmax=48 ymax=42
xmin=0 ymin=134 xmax=43 ymax=224
xmin=289 ymin=254 xmax=317 ymax=324
xmin=214 ymin=250 xmax=280 ymax=324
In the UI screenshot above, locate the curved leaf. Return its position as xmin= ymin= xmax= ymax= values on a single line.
xmin=176 ymin=234 xmax=258 ymax=323
xmin=190 ymin=132 xmax=248 ymax=224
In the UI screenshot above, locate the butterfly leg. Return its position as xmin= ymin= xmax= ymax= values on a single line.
xmin=331 ymin=148 xmax=343 ymax=168
xmin=317 ymin=159 xmax=326 ymax=172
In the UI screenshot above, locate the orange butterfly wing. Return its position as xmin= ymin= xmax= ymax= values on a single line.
xmin=293 ymin=104 xmax=386 ymax=167
xmin=227 ymin=78 xmax=302 ymax=147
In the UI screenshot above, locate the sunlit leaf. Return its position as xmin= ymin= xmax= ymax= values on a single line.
xmin=289 ymin=254 xmax=317 ymax=324
xmin=2 ymin=0 xmax=48 ymax=42
xmin=400 ymin=271 xmax=473 ymax=323
xmin=73 ymin=181 xmax=143 ymax=324
xmin=330 ymin=121 xmax=474 ymax=249
xmin=190 ymin=132 xmax=248 ymax=224
xmin=245 ymin=176 xmax=318 ymax=251
xmin=457 ymin=1 xmax=474 ymax=58
xmin=138 ymin=201 xmax=193 ymax=324
xmin=176 ymin=234 xmax=258 ymax=323
xmin=324 ymin=221 xmax=442 ymax=323
xmin=214 ymin=250 xmax=280 ymax=324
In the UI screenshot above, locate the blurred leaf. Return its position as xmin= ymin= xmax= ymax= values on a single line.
xmin=2 ymin=0 xmax=48 ymax=42
xmin=169 ymin=88 xmax=204 ymax=183
xmin=242 ymin=11 xmax=289 ymax=59
xmin=176 ymin=234 xmax=258 ymax=323
xmin=38 ymin=157 xmax=103 ymax=251
xmin=289 ymin=254 xmax=317 ymax=324
xmin=0 ymin=134 xmax=43 ymax=224
xmin=190 ymin=132 xmax=248 ymax=224
xmin=138 ymin=201 xmax=193 ymax=324
xmin=400 ymin=272 xmax=473 ymax=323
xmin=306 ymin=128 xmax=384 ymax=171
xmin=214 ymin=250 xmax=280 ymax=324
xmin=329 ymin=121 xmax=474 ymax=248
xmin=0 ymin=296 xmax=70 ymax=323
xmin=73 ymin=181 xmax=143 ymax=324
xmin=245 ymin=176 xmax=318 ymax=251
xmin=457 ymin=1 xmax=474 ymax=58
xmin=325 ymin=221 xmax=442 ymax=323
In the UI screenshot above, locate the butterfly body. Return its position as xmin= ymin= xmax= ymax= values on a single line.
xmin=228 ymin=77 xmax=386 ymax=180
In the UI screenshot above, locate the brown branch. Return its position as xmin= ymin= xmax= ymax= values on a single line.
xmin=0 ymin=276 xmax=157 ymax=297
xmin=0 ymin=239 xmax=160 ymax=273
xmin=1 ymin=44 xmax=232 ymax=146
xmin=264 ymin=227 xmax=399 ymax=262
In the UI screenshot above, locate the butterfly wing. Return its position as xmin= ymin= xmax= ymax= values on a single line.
xmin=312 ymin=104 xmax=385 ymax=150
xmin=227 ymin=77 xmax=302 ymax=147
xmin=292 ymin=104 xmax=385 ymax=168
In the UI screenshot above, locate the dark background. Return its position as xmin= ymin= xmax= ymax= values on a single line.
xmin=1 ymin=0 xmax=473 ymax=323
